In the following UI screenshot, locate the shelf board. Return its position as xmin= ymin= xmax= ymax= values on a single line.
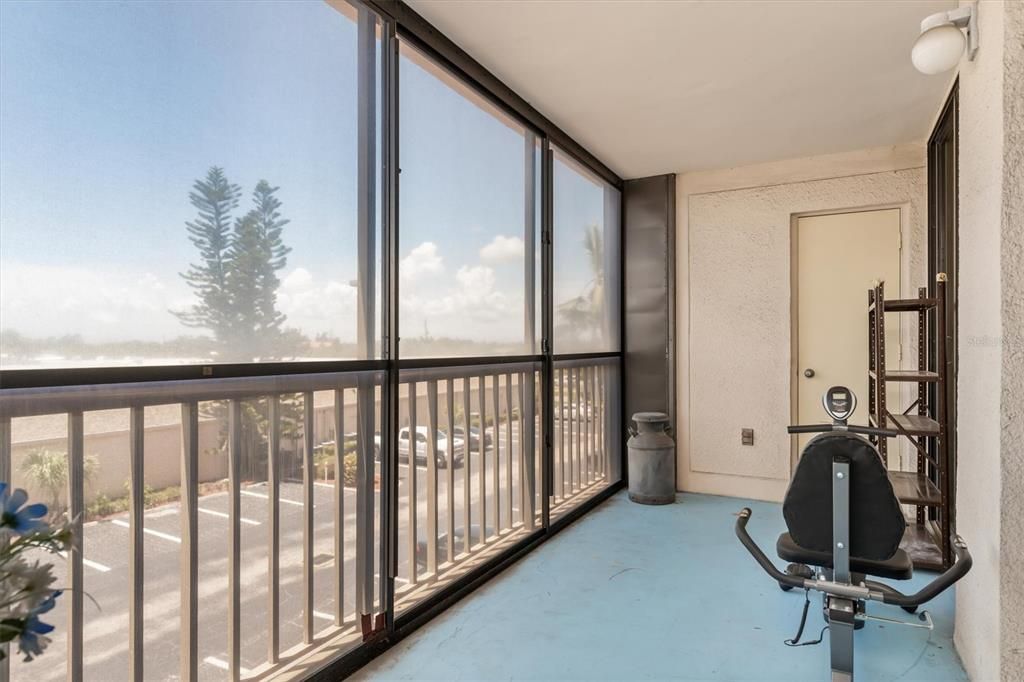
xmin=878 ymin=369 xmax=940 ymax=383
xmin=901 ymin=521 xmax=945 ymax=571
xmin=889 ymin=471 xmax=942 ymax=506
xmin=885 ymin=413 xmax=940 ymax=436
xmin=884 ymin=297 xmax=939 ymax=312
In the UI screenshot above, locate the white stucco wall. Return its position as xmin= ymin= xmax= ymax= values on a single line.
xmin=1000 ymin=2 xmax=1023 ymax=678
xmin=676 ymin=146 xmax=927 ymax=501
xmin=952 ymin=1 xmax=1024 ymax=679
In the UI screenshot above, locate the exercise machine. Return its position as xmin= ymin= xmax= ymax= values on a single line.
xmin=735 ymin=385 xmax=972 ymax=682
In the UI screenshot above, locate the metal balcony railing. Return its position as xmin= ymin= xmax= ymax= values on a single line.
xmin=0 ymin=357 xmax=619 ymax=680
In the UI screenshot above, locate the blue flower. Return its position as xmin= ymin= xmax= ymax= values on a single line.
xmin=0 ymin=483 xmax=49 ymax=535
xmin=14 ymin=591 xmax=60 ymax=662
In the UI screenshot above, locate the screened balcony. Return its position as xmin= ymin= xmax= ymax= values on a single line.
xmin=3 ymin=0 xmax=1013 ymax=680
xmin=0 ymin=0 xmax=624 ymax=679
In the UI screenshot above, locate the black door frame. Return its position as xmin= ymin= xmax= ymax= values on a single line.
xmin=927 ymin=81 xmax=958 ymax=524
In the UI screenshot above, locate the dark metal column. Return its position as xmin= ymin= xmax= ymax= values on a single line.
xmin=623 ymin=175 xmax=676 ymax=435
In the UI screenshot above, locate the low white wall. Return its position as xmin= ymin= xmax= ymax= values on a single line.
xmin=676 ymin=144 xmax=927 ymax=501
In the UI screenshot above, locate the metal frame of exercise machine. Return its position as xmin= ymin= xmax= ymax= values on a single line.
xmin=735 ymin=386 xmax=972 ymax=682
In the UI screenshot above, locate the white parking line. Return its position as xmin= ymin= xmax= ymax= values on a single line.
xmin=111 ymin=519 xmax=181 ymax=544
xmin=197 ymin=507 xmax=261 ymax=526
xmin=313 ymin=481 xmax=335 ymax=489
xmin=313 ymin=610 xmax=334 ymax=621
xmin=240 ymin=489 xmax=305 ymax=507
xmin=58 ymin=551 xmax=112 ymax=573
xmin=203 ymin=656 xmax=251 ymax=676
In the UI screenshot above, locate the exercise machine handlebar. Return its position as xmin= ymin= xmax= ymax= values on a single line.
xmin=788 ymin=423 xmax=899 ymax=439
xmin=734 ymin=508 xmax=806 ymax=590
xmin=734 ymin=508 xmax=972 ymax=608
xmin=878 ymin=538 xmax=972 ymax=607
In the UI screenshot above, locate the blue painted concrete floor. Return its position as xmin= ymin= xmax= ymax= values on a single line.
xmin=356 ymin=492 xmax=967 ymax=681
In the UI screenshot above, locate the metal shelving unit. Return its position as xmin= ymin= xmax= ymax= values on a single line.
xmin=867 ymin=274 xmax=951 ymax=570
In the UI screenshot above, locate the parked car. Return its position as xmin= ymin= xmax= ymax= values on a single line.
xmin=415 ymin=524 xmax=495 ymax=571
xmin=385 ymin=425 xmax=465 ymax=469
xmin=559 ymin=402 xmax=594 ymax=421
xmin=453 ymin=424 xmax=492 ymax=451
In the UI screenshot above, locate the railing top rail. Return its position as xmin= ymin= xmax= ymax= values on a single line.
xmin=398 ymin=361 xmax=539 ymax=383
xmin=553 ymin=355 xmax=619 ymax=369
xmin=0 ymin=370 xmax=386 ymax=419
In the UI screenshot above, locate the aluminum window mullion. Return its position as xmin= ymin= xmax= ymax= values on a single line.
xmin=382 ymin=11 xmax=400 ymax=635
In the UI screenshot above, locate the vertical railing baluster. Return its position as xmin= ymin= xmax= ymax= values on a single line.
xmin=596 ymin=366 xmax=602 ymax=480
xmin=425 ymin=381 xmax=439 ymax=577
xmin=227 ymin=401 xmax=242 ymax=681
xmin=445 ymin=379 xmax=456 ymax=563
xmin=504 ymin=374 xmax=513 ymax=527
xmin=333 ymin=389 xmax=345 ymax=626
xmin=462 ymin=378 xmax=472 ymax=554
xmin=355 ymin=376 xmax=375 ymax=630
xmin=267 ymin=397 xmax=280 ymax=663
xmin=577 ymin=368 xmax=585 ymax=489
xmin=561 ymin=366 xmax=569 ymax=499
xmin=570 ymin=368 xmax=578 ymax=493
xmin=128 ymin=407 xmax=144 ymax=682
xmin=585 ymin=366 xmax=593 ymax=483
xmin=519 ymin=372 xmax=531 ymax=529
xmin=302 ymin=392 xmax=314 ymax=643
xmin=590 ymin=366 xmax=597 ymax=484
xmin=180 ymin=402 xmax=199 ymax=682
xmin=492 ymin=373 xmax=501 ymax=531
xmin=407 ymin=381 xmax=418 ymax=584
xmin=598 ymin=364 xmax=606 ymax=481
xmin=0 ymin=416 xmax=10 ymax=679
xmin=478 ymin=375 xmax=487 ymax=542
xmin=67 ymin=411 xmax=84 ymax=682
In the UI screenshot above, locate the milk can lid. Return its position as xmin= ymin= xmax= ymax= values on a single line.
xmin=632 ymin=411 xmax=669 ymax=424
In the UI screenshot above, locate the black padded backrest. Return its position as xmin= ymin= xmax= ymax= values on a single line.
xmin=783 ymin=432 xmax=905 ymax=561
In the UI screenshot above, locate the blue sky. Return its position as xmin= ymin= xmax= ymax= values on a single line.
xmin=0 ymin=0 xmax=611 ymax=362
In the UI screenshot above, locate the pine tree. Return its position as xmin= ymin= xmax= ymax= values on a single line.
xmin=175 ymin=167 xmax=241 ymax=347
xmin=227 ymin=180 xmax=292 ymax=359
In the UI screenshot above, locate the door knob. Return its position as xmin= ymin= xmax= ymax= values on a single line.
xmin=804 ymin=369 xmax=815 ymax=378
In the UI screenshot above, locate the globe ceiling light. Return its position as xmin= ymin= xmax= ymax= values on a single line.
xmin=911 ymin=3 xmax=979 ymax=75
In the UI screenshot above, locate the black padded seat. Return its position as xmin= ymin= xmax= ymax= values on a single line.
xmin=777 ymin=532 xmax=913 ymax=581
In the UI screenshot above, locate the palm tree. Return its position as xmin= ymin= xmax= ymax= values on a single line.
xmin=20 ymin=448 xmax=98 ymax=521
xmin=557 ymin=224 xmax=606 ymax=347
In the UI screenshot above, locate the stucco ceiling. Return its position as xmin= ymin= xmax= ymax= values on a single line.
xmin=407 ymin=0 xmax=957 ymax=179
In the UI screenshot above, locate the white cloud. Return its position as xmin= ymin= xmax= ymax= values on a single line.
xmin=276 ymin=271 xmax=358 ymax=340
xmin=0 ymin=262 xmax=188 ymax=342
xmin=479 ymin=235 xmax=524 ymax=264
xmin=0 ymin=261 xmax=363 ymax=345
xmin=282 ymin=267 xmax=314 ymax=290
xmin=401 ymin=242 xmax=444 ymax=281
